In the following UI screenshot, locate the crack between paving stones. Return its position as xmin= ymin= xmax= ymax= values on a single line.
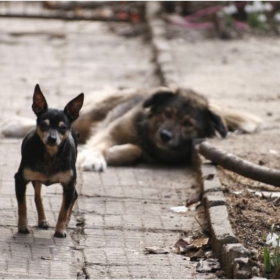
xmin=70 ymin=212 xmax=89 ymax=279
xmin=77 ymin=194 xmax=181 ymax=204
xmin=0 ymin=223 xmax=189 ymax=235
xmin=0 ymin=224 xmax=189 ymax=234
xmin=83 ymin=225 xmax=188 ymax=234
xmin=0 ymin=192 xmax=183 ymax=205
xmin=85 ymin=262 xmax=148 ymax=267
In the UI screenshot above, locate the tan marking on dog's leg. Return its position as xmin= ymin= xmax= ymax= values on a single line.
xmin=17 ymin=198 xmax=29 ymax=234
xmin=105 ymin=144 xmax=142 ymax=165
xmin=15 ymin=174 xmax=30 ymax=234
xmin=54 ymin=194 xmax=68 ymax=238
xmin=66 ymin=191 xmax=77 ymax=226
xmin=33 ymin=181 xmax=49 ymax=229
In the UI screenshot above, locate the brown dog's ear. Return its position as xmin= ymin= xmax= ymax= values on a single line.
xmin=143 ymin=90 xmax=175 ymax=109
xmin=32 ymin=84 xmax=48 ymax=116
xmin=64 ymin=93 xmax=84 ymax=122
xmin=207 ymin=110 xmax=227 ymax=138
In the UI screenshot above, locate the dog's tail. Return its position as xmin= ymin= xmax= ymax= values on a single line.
xmin=209 ymin=101 xmax=262 ymax=133
xmin=0 ymin=116 xmax=35 ymax=138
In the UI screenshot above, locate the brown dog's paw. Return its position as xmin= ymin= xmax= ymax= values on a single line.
xmin=54 ymin=230 xmax=67 ymax=238
xmin=38 ymin=220 xmax=50 ymax=229
xmin=78 ymin=149 xmax=107 ymax=172
xmin=18 ymin=226 xmax=30 ymax=234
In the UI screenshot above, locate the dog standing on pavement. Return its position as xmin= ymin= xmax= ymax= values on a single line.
xmin=14 ymin=84 xmax=84 ymax=238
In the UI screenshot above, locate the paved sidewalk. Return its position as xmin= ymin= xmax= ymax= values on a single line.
xmin=0 ymin=139 xmax=212 ymax=279
xmin=77 ymin=165 xmax=209 ymax=279
xmin=0 ymin=15 xmax=215 ymax=279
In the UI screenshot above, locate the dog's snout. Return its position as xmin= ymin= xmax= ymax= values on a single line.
xmin=47 ymin=130 xmax=57 ymax=145
xmin=160 ymin=129 xmax=173 ymax=143
xmin=48 ymin=135 xmax=57 ymax=145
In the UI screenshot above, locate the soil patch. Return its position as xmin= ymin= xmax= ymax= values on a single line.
xmin=210 ymin=132 xmax=280 ymax=278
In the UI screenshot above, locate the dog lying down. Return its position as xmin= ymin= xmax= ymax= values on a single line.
xmin=2 ymin=87 xmax=262 ymax=172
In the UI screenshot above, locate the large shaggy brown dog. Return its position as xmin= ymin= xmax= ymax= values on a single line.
xmin=75 ymin=87 xmax=261 ymax=171
xmin=1 ymin=87 xmax=262 ymax=172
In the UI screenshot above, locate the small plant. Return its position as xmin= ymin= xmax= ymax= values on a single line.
xmin=221 ymin=3 xmax=238 ymax=28
xmin=264 ymin=224 xmax=280 ymax=273
xmin=219 ymin=1 xmax=280 ymax=35
xmin=244 ymin=1 xmax=273 ymax=30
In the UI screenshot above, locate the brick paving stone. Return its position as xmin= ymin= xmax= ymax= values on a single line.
xmin=108 ymin=265 xmax=131 ymax=279
xmin=49 ymin=261 xmax=72 ymax=278
xmin=28 ymin=261 xmax=50 ymax=278
xmin=30 ymin=244 xmax=52 ymax=259
xmin=84 ymin=248 xmax=107 ymax=265
xmin=103 ymin=215 xmax=123 ymax=229
xmin=128 ymin=265 xmax=152 ymax=278
xmin=0 ymin=258 xmax=7 ymax=274
xmin=86 ymin=265 xmax=110 ymax=279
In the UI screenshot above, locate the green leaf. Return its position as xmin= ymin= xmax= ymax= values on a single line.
xmin=264 ymin=247 xmax=272 ymax=273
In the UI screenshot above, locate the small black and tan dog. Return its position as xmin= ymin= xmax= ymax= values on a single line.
xmin=14 ymin=84 xmax=84 ymax=238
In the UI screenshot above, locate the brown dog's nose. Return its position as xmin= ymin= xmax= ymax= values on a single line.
xmin=160 ymin=129 xmax=172 ymax=143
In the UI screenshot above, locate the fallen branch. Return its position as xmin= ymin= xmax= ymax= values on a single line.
xmin=198 ymin=141 xmax=280 ymax=187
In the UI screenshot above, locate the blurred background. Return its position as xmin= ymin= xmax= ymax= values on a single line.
xmin=1 ymin=1 xmax=280 ymax=121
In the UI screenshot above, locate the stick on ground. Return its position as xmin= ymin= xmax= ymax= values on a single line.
xmin=198 ymin=141 xmax=280 ymax=187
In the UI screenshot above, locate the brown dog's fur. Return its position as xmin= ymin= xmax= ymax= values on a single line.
xmin=75 ymin=87 xmax=261 ymax=171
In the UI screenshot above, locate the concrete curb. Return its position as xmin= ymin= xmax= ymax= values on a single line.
xmin=146 ymin=1 xmax=180 ymax=89
xmin=146 ymin=2 xmax=255 ymax=278
xmin=194 ymin=153 xmax=252 ymax=279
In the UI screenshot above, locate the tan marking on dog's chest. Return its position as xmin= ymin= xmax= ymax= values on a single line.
xmin=23 ymin=168 xmax=73 ymax=184
xmin=46 ymin=145 xmax=58 ymax=156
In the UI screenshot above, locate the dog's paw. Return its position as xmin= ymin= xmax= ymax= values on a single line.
xmin=54 ymin=230 xmax=67 ymax=238
xmin=78 ymin=149 xmax=107 ymax=172
xmin=38 ymin=220 xmax=50 ymax=229
xmin=18 ymin=226 xmax=30 ymax=234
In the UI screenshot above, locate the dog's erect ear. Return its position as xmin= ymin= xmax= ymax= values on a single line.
xmin=32 ymin=84 xmax=48 ymax=116
xmin=207 ymin=110 xmax=227 ymax=138
xmin=143 ymin=90 xmax=175 ymax=109
xmin=64 ymin=93 xmax=84 ymax=122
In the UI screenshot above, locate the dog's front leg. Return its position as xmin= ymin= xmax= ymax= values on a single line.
xmin=54 ymin=182 xmax=76 ymax=238
xmin=32 ymin=181 xmax=49 ymax=229
xmin=15 ymin=172 xmax=29 ymax=234
xmin=105 ymin=144 xmax=142 ymax=165
xmin=78 ymin=108 xmax=140 ymax=172
xmin=78 ymin=132 xmax=114 ymax=172
xmin=66 ymin=189 xmax=78 ymax=226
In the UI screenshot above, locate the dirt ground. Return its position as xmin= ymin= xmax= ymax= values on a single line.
xmin=212 ymin=131 xmax=280 ymax=277
xmin=165 ymin=19 xmax=280 ymax=277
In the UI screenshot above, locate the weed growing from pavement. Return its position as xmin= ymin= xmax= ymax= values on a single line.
xmin=264 ymin=224 xmax=280 ymax=273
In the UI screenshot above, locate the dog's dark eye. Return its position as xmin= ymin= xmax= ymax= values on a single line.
xmin=163 ymin=109 xmax=172 ymax=119
xmin=40 ymin=122 xmax=49 ymax=131
xmin=59 ymin=125 xmax=67 ymax=134
xmin=183 ymin=118 xmax=195 ymax=128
